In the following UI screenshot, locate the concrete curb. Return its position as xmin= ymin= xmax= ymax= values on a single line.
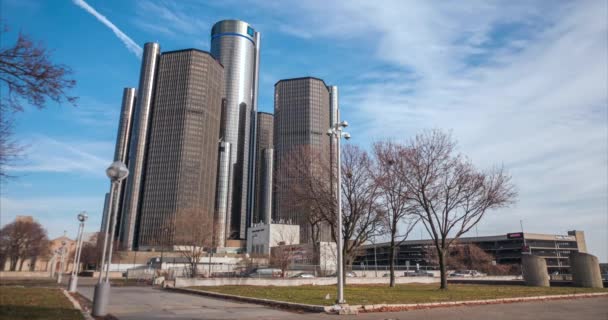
xmin=167 ymin=287 xmax=330 ymax=313
xmin=61 ymin=289 xmax=95 ymax=320
xmin=170 ymin=288 xmax=608 ymax=314
xmin=357 ymin=292 xmax=608 ymax=313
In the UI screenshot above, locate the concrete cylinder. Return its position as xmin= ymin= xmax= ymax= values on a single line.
xmin=570 ymin=252 xmax=603 ymax=288
xmin=522 ymin=254 xmax=549 ymax=287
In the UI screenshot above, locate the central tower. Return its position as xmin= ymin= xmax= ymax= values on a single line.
xmin=211 ymin=20 xmax=260 ymax=240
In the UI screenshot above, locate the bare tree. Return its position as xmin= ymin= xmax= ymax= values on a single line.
xmin=278 ymin=145 xmax=334 ymax=270
xmin=372 ymin=141 xmax=419 ymax=287
xmin=399 ymin=130 xmax=517 ymax=289
xmin=269 ymin=228 xmax=301 ymax=277
xmin=340 ymin=144 xmax=382 ymax=282
xmin=0 ymin=26 xmax=77 ymax=179
xmin=168 ymin=207 xmax=215 ymax=278
xmin=0 ymin=218 xmax=49 ymax=271
xmin=79 ymin=233 xmax=101 ymax=268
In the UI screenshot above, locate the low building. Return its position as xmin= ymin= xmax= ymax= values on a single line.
xmin=354 ymin=230 xmax=588 ymax=274
xmin=246 ymin=223 xmax=300 ymax=255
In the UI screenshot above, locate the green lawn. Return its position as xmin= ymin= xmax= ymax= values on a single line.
xmin=0 ymin=287 xmax=83 ymax=320
xmin=190 ymin=284 xmax=608 ymax=306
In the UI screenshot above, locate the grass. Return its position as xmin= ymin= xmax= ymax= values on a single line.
xmin=0 ymin=287 xmax=83 ymax=320
xmin=190 ymin=284 xmax=608 ymax=306
xmin=0 ymin=279 xmax=58 ymax=287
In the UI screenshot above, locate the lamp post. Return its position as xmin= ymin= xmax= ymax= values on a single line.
xmin=68 ymin=212 xmax=88 ymax=292
xmin=327 ymin=120 xmax=350 ymax=305
xmin=93 ymin=161 xmax=129 ymax=317
xmin=57 ymin=240 xmax=67 ymax=284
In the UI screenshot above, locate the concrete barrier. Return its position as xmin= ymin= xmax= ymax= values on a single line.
xmin=521 ymin=255 xmax=549 ymax=287
xmin=570 ymin=252 xmax=603 ymax=288
xmin=175 ymin=276 xmax=438 ymax=288
xmin=0 ymin=271 xmax=51 ymax=278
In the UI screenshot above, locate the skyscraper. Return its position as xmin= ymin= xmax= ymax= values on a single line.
xmin=253 ymin=112 xmax=274 ymax=224
xmin=273 ymin=77 xmax=334 ymax=243
xmin=210 ymin=20 xmax=261 ymax=240
xmin=136 ymin=49 xmax=224 ymax=249
xmin=120 ymin=43 xmax=160 ymax=250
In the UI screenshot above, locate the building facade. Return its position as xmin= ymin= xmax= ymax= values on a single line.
xmin=253 ymin=112 xmax=274 ymax=224
xmin=354 ymin=231 xmax=589 ymax=274
xmin=273 ymin=77 xmax=333 ymax=243
xmin=136 ymin=49 xmax=224 ymax=250
xmin=210 ymin=20 xmax=261 ymax=240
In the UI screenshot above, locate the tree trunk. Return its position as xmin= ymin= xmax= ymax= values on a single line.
xmin=19 ymin=258 xmax=26 ymax=271
xmin=389 ymin=235 xmax=396 ymax=287
xmin=438 ymin=249 xmax=448 ymax=289
xmin=10 ymin=257 xmax=18 ymax=271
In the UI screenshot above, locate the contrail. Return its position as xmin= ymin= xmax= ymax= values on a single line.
xmin=72 ymin=0 xmax=142 ymax=58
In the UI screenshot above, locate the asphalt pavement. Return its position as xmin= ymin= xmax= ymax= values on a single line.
xmin=78 ymin=285 xmax=608 ymax=320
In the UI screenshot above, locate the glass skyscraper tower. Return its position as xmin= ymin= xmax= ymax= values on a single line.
xmin=211 ymin=20 xmax=261 ymax=240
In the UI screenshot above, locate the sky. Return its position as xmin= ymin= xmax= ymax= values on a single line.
xmin=1 ymin=1 xmax=606 ymax=261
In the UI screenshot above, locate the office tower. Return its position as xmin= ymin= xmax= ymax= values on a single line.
xmin=136 ymin=49 xmax=224 ymax=249
xmin=101 ymin=88 xmax=136 ymax=236
xmin=120 ymin=43 xmax=161 ymax=250
xmin=253 ymin=112 xmax=274 ymax=224
xmin=210 ymin=20 xmax=261 ymax=240
xmin=274 ymin=77 xmax=333 ymax=243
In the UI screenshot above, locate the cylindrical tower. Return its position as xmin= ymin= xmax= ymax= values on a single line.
xmin=107 ymin=88 xmax=136 ymax=238
xmin=210 ymin=20 xmax=260 ymax=240
xmin=120 ymin=42 xmax=161 ymax=250
xmin=262 ymin=148 xmax=273 ymax=224
xmin=214 ymin=141 xmax=232 ymax=248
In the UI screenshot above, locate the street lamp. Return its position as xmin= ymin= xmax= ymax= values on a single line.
xmin=327 ymin=120 xmax=350 ymax=306
xmin=68 ymin=211 xmax=88 ymax=292
xmin=57 ymin=240 xmax=67 ymax=284
xmin=93 ymin=161 xmax=129 ymax=317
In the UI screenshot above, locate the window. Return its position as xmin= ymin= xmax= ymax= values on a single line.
xmin=247 ymin=26 xmax=254 ymax=37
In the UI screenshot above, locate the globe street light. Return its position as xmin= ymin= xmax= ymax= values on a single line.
xmin=327 ymin=120 xmax=350 ymax=306
xmin=68 ymin=211 xmax=88 ymax=292
xmin=93 ymin=161 xmax=129 ymax=317
xmin=57 ymin=240 xmax=67 ymax=284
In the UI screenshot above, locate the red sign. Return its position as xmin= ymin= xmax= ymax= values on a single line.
xmin=507 ymin=232 xmax=524 ymax=239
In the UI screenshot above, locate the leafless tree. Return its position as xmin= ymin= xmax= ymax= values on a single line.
xmin=372 ymin=141 xmax=419 ymax=287
xmin=424 ymin=242 xmax=519 ymax=275
xmin=399 ymin=130 xmax=517 ymax=289
xmin=269 ymin=228 xmax=301 ymax=277
xmin=0 ymin=218 xmax=49 ymax=271
xmin=278 ymin=145 xmax=334 ymax=269
xmin=168 ymin=207 xmax=215 ymax=278
xmin=0 ymin=26 xmax=77 ymax=179
xmin=340 ymin=144 xmax=382 ymax=283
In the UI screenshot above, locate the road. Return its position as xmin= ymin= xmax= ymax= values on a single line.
xmin=78 ymin=286 xmax=608 ymax=320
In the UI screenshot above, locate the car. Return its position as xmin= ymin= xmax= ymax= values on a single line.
xmin=292 ymin=273 xmax=315 ymax=278
xmin=449 ymin=270 xmax=486 ymax=277
xmin=406 ymin=270 xmax=433 ymax=277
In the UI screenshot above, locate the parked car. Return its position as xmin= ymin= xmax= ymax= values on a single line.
xmin=292 ymin=273 xmax=315 ymax=278
xmin=449 ymin=270 xmax=486 ymax=277
xmin=406 ymin=270 xmax=433 ymax=277
xmin=248 ymin=268 xmax=282 ymax=278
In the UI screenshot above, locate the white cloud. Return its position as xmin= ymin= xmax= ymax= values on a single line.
xmin=1 ymin=196 xmax=104 ymax=240
xmin=250 ymin=0 xmax=608 ymax=260
xmin=73 ymin=0 xmax=142 ymax=58
xmin=6 ymin=136 xmax=113 ymax=176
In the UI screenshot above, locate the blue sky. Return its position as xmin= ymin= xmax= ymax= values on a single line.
xmin=1 ymin=0 xmax=606 ymax=261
